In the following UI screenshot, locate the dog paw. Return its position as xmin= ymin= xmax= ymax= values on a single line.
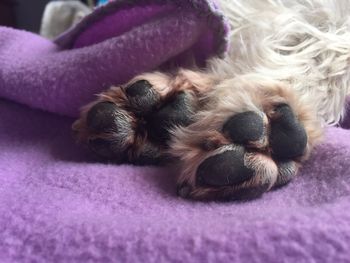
xmin=73 ymin=75 xmax=197 ymax=165
xmin=176 ymin=104 xmax=308 ymax=201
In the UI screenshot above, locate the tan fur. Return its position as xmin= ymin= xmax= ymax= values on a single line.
xmin=167 ymin=71 xmax=322 ymax=199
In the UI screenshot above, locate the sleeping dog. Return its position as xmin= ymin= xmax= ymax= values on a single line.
xmin=73 ymin=0 xmax=350 ymax=201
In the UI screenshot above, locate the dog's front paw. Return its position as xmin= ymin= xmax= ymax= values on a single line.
xmin=175 ymin=102 xmax=312 ymax=201
xmin=73 ymin=73 xmax=200 ymax=165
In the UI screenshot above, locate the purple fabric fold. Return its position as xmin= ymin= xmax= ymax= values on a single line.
xmin=1 ymin=98 xmax=350 ymax=262
xmin=0 ymin=0 xmax=228 ymax=117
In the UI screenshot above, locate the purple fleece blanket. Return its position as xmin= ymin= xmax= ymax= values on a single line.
xmin=1 ymin=98 xmax=350 ymax=262
xmin=0 ymin=0 xmax=228 ymax=117
xmin=1 ymin=0 xmax=350 ymax=261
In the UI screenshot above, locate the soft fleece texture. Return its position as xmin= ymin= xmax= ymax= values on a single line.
xmin=1 ymin=98 xmax=350 ymax=262
xmin=0 ymin=0 xmax=228 ymax=117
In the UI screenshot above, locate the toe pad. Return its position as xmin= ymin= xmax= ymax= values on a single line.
xmin=270 ymin=104 xmax=307 ymax=159
xmin=196 ymin=147 xmax=255 ymax=187
xmin=126 ymin=80 xmax=160 ymax=113
xmin=223 ymin=111 xmax=264 ymax=144
xmin=87 ymin=102 xmax=119 ymax=133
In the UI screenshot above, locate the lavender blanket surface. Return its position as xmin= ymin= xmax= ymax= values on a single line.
xmin=1 ymin=0 xmax=350 ymax=262
xmin=1 ymin=98 xmax=350 ymax=262
xmin=0 ymin=0 xmax=228 ymax=117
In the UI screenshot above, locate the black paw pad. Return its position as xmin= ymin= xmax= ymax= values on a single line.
xmin=87 ymin=102 xmax=120 ymax=133
xmin=86 ymin=102 xmax=134 ymax=160
xmin=148 ymin=92 xmax=194 ymax=143
xmin=270 ymin=104 xmax=307 ymax=159
xmin=223 ymin=111 xmax=264 ymax=144
xmin=126 ymin=80 xmax=160 ymax=113
xmin=86 ymin=102 xmax=130 ymax=133
xmin=196 ymin=148 xmax=255 ymax=187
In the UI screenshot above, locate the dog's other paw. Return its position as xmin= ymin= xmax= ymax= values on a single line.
xmin=72 ymin=70 xmax=214 ymax=165
xmin=171 ymin=78 xmax=322 ymax=201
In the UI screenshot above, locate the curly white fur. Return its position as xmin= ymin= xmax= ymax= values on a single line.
xmin=212 ymin=0 xmax=350 ymax=125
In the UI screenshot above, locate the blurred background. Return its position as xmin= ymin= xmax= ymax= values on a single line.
xmin=0 ymin=0 xmax=100 ymax=33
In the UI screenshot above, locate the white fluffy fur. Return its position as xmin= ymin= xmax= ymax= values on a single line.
xmin=212 ymin=0 xmax=350 ymax=125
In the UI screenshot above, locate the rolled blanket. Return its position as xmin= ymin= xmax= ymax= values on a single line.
xmin=0 ymin=0 xmax=228 ymax=117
